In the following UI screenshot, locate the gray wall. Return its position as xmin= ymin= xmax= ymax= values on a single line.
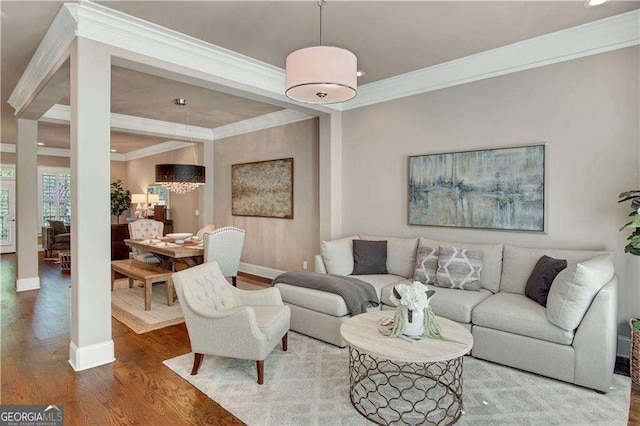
xmin=342 ymin=47 xmax=640 ymax=339
xmin=214 ymin=118 xmax=319 ymax=273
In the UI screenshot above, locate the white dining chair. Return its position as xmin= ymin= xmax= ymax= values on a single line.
xmin=203 ymin=226 xmax=246 ymax=287
xmin=196 ymin=224 xmax=216 ymax=239
xmin=128 ymin=219 xmax=164 ymax=264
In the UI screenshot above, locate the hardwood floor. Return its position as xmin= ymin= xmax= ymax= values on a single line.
xmin=1 ymin=253 xmax=244 ymax=425
xmin=1 ymin=253 xmax=639 ymax=424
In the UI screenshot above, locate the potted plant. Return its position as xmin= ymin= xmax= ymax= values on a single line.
xmin=111 ymin=180 xmax=131 ymax=223
xmin=618 ymin=190 xmax=640 ymax=255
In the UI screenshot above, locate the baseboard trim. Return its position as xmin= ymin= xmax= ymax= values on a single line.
xmin=69 ymin=340 xmax=115 ymax=371
xmin=618 ymin=335 xmax=631 ymax=359
xmin=15 ymin=276 xmax=40 ymax=292
xmin=238 ymin=262 xmax=285 ymax=281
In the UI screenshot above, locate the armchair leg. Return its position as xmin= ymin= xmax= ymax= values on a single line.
xmin=282 ymin=333 xmax=288 ymax=351
xmin=232 ymin=276 xmax=237 ymax=287
xmin=256 ymin=360 xmax=264 ymax=384
xmin=191 ymin=353 xmax=204 ymax=376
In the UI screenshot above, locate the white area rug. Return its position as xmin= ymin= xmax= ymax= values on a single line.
xmin=163 ymin=332 xmax=630 ymax=426
xmin=111 ymin=279 xmax=184 ymax=333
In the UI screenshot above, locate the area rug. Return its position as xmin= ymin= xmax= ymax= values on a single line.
xmin=111 ymin=279 xmax=184 ymax=334
xmin=163 ymin=332 xmax=630 ymax=426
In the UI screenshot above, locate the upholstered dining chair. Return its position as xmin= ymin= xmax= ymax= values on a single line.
xmin=128 ymin=219 xmax=164 ymax=264
xmin=203 ymin=226 xmax=246 ymax=287
xmin=172 ymin=261 xmax=290 ymax=384
xmin=196 ymin=224 xmax=216 ymax=239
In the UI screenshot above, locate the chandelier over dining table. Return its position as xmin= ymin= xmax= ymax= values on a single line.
xmin=155 ymin=98 xmax=206 ymax=194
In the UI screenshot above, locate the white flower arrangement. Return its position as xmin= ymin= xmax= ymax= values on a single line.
xmin=391 ymin=281 xmax=436 ymax=311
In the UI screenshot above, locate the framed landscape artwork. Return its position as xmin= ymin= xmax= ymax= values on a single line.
xmin=232 ymin=158 xmax=294 ymax=219
xmin=408 ymin=144 xmax=546 ymax=232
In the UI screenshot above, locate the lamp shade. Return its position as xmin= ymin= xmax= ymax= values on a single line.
xmin=285 ymin=46 xmax=357 ymax=104
xmin=131 ymin=194 xmax=147 ymax=205
xmin=147 ymin=194 xmax=160 ymax=204
xmin=155 ymin=164 xmax=205 ymax=194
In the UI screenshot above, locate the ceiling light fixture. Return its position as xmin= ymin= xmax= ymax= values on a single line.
xmin=111 ymin=149 xmax=117 ymax=152
xmin=356 ymin=71 xmax=365 ymax=77
xmin=584 ymin=0 xmax=609 ymax=7
xmin=155 ymin=98 xmax=205 ymax=194
xmin=37 ymin=142 xmax=45 ymax=146
xmin=285 ymin=0 xmax=357 ymax=104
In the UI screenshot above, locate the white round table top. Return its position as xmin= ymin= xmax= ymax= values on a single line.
xmin=340 ymin=310 xmax=473 ymax=363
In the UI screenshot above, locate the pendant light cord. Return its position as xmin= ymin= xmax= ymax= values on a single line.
xmin=318 ymin=0 xmax=325 ymax=46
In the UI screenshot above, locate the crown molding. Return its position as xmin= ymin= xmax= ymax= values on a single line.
xmin=7 ymin=4 xmax=77 ymax=114
xmin=213 ymin=109 xmax=314 ymax=140
xmin=0 ymin=143 xmax=126 ymax=161
xmin=122 ymin=140 xmax=192 ymax=162
xmin=0 ymin=143 xmax=16 ymax=154
xmin=41 ymin=104 xmax=213 ymax=142
xmin=344 ymin=9 xmax=640 ymax=110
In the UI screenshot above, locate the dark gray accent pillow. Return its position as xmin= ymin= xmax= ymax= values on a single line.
xmin=525 ymin=255 xmax=567 ymax=307
xmin=48 ymin=220 xmax=67 ymax=235
xmin=352 ymin=240 xmax=388 ymax=275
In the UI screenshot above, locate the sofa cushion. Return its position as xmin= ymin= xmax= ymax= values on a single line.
xmin=501 ymin=245 xmax=608 ymax=294
xmin=472 ymin=293 xmax=574 ymax=345
xmin=419 ymin=238 xmax=502 ymax=293
xmin=360 ymin=235 xmax=419 ymax=278
xmin=381 ymin=283 xmax=491 ymax=324
xmin=435 ymin=246 xmax=483 ymax=291
xmin=321 ymin=235 xmax=359 ymax=276
xmin=352 ymin=240 xmax=388 ymax=275
xmin=546 ymin=254 xmax=614 ymax=331
xmin=524 ymin=255 xmax=567 ymax=307
xmin=48 ymin=220 xmax=67 ymax=235
xmin=414 ymin=244 xmax=439 ymax=284
xmin=275 ymin=283 xmax=350 ymax=317
xmin=354 ymin=274 xmax=407 ymax=299
xmin=53 ymin=233 xmax=71 ymax=243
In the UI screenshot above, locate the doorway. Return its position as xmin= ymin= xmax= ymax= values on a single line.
xmin=0 ymin=179 xmax=16 ymax=254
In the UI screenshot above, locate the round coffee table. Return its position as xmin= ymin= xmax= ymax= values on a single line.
xmin=340 ymin=311 xmax=473 ymax=425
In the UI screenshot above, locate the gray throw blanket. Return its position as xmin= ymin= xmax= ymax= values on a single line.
xmin=272 ymin=271 xmax=379 ymax=315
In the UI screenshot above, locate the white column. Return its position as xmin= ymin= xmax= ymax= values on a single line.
xmin=201 ymin=140 xmax=215 ymax=227
xmin=69 ymin=38 xmax=115 ymax=371
xmin=15 ymin=119 xmax=40 ymax=291
xmin=319 ymin=112 xmax=342 ymax=240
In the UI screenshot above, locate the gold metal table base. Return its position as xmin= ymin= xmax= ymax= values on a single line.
xmin=348 ymin=347 xmax=463 ymax=425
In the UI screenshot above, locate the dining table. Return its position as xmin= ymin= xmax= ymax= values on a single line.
xmin=124 ymin=237 xmax=205 ymax=271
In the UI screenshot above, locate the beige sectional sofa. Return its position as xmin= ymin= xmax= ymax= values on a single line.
xmin=274 ymin=235 xmax=618 ymax=393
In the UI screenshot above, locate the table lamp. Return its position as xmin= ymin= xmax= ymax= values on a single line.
xmin=131 ymin=193 xmax=147 ymax=218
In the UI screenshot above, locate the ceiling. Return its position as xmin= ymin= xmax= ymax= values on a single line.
xmin=38 ymin=122 xmax=171 ymax=154
xmin=2 ymin=1 xmax=638 ymax=151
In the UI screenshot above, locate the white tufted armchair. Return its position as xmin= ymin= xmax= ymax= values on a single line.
xmin=128 ymin=219 xmax=164 ymax=264
xmin=172 ymin=261 xmax=290 ymax=384
xmin=203 ymin=227 xmax=246 ymax=287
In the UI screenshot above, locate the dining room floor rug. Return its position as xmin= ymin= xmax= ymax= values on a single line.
xmin=163 ymin=332 xmax=630 ymax=426
xmin=111 ymin=278 xmax=185 ymax=334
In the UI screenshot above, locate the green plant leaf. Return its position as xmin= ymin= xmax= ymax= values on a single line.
xmin=393 ymin=287 xmax=401 ymax=300
xmin=624 ymin=218 xmax=640 ymax=229
xmin=426 ymin=290 xmax=436 ymax=299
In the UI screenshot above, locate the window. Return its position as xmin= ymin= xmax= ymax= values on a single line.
xmin=38 ymin=167 xmax=71 ymax=227
xmin=147 ymin=185 xmax=170 ymax=207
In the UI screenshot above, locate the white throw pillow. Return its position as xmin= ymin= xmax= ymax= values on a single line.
xmin=360 ymin=235 xmax=419 ymax=278
xmin=546 ymin=254 xmax=614 ymax=331
xmin=321 ymin=236 xmax=359 ymax=276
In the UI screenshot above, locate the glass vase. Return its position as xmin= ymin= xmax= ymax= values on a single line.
xmin=402 ymin=306 xmax=425 ymax=337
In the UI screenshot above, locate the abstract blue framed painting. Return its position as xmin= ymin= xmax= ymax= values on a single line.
xmin=409 ymin=144 xmax=546 ymax=232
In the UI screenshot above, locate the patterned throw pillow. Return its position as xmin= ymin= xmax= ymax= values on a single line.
xmin=435 ymin=246 xmax=484 ymax=291
xmin=414 ymin=245 xmax=439 ymax=284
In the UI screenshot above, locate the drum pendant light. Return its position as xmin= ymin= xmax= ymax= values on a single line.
xmin=285 ymin=0 xmax=357 ymax=104
xmin=155 ymin=98 xmax=205 ymax=194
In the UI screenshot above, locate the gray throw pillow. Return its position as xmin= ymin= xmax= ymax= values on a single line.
xmin=414 ymin=245 xmax=439 ymax=284
xmin=435 ymin=246 xmax=483 ymax=291
xmin=352 ymin=240 xmax=388 ymax=275
xmin=524 ymin=255 xmax=567 ymax=307
xmin=48 ymin=220 xmax=67 ymax=235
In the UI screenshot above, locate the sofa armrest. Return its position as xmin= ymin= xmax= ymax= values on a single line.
xmin=42 ymin=227 xmax=54 ymax=250
xmin=314 ymin=254 xmax=327 ymax=274
xmin=573 ymin=276 xmax=618 ymax=393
